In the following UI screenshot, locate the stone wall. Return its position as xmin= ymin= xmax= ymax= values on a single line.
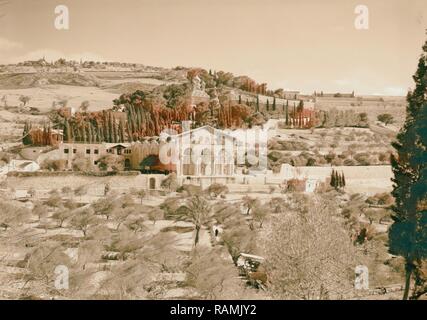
xmin=6 ymin=172 xmax=167 ymax=196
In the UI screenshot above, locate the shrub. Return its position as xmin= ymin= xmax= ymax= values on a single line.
xmin=354 ymin=152 xmax=371 ymax=165
xmin=72 ymin=157 xmax=92 ymax=172
xmin=207 ymin=183 xmax=229 ymax=198
xmin=41 ymin=159 xmax=67 ymax=171
xmin=377 ymin=113 xmax=394 ymax=125
xmin=176 ymin=184 xmax=202 ymax=196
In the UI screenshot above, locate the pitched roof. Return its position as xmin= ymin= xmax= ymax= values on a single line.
xmin=171 ymin=125 xmax=235 ymax=140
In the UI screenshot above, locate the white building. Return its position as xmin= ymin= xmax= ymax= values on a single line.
xmin=0 ymin=160 xmax=40 ymax=175
xmin=168 ymin=126 xmax=236 ymax=189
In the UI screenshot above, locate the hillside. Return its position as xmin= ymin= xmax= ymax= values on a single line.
xmin=0 ymin=73 xmax=101 ymax=89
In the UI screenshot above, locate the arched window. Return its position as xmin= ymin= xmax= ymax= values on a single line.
xmin=216 ymin=149 xmax=232 ymax=175
xmin=183 ymin=148 xmax=194 ymax=175
xmin=201 ymin=148 xmax=211 ymax=176
xmin=255 ymin=143 xmax=260 ymax=158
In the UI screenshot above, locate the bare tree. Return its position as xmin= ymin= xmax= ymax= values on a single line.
xmin=92 ymin=196 xmax=119 ymax=220
xmin=51 ymin=209 xmax=72 ymax=228
xmin=106 ymin=231 xmax=144 ymax=260
xmin=264 ymin=196 xmax=356 ymax=299
xmin=131 ymin=188 xmax=146 ymax=204
xmin=242 ymin=196 xmax=260 ymax=215
xmin=25 ymin=241 xmax=71 ymax=289
xmin=70 ymin=207 xmax=98 ymax=237
xmin=251 ymin=204 xmax=270 ymax=228
xmin=147 ymin=207 xmax=164 ymax=225
xmin=185 ymin=247 xmax=243 ymax=299
xmin=0 ymin=200 xmax=29 ymax=231
xmin=32 ymin=202 xmax=48 ymax=222
xmin=74 ymin=185 xmax=88 ymax=202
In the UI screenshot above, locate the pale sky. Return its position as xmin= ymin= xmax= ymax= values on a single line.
xmin=0 ymin=0 xmax=426 ymax=95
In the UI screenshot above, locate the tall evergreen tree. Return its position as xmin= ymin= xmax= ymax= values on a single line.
xmin=272 ymin=97 xmax=276 ymax=111
xmin=63 ymin=119 xmax=72 ymax=143
xmin=238 ymin=95 xmax=242 ymax=104
xmin=112 ymin=117 xmax=118 ymax=143
xmin=127 ymin=122 xmax=133 ymax=142
xmin=334 ymin=170 xmax=340 ymax=189
xmin=118 ymin=120 xmax=125 ymax=143
xmin=285 ymin=101 xmax=289 ymax=126
xmin=293 ymin=103 xmax=296 ymax=126
xmin=22 ymin=121 xmax=32 ymax=145
xmin=330 ymin=169 xmax=336 ymax=188
xmin=266 ymin=99 xmax=270 ymax=112
xmin=96 ymin=126 xmax=101 ymax=143
xmin=389 ymin=35 xmax=427 ymax=300
xmin=81 ymin=124 xmax=87 ymax=143
xmin=102 ymin=112 xmax=108 ymax=142
xmin=256 ymin=95 xmax=260 ymax=112
xmin=297 ymin=99 xmax=304 ymax=119
xmin=108 ymin=113 xmax=114 ymax=143
xmin=88 ymin=122 xmax=93 ymax=144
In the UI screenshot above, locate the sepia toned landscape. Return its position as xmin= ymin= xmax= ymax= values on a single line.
xmin=0 ymin=0 xmax=426 ymax=301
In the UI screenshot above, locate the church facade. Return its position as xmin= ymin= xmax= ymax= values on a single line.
xmin=167 ymin=126 xmax=236 ymax=189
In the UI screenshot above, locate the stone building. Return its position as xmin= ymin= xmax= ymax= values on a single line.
xmin=58 ymin=142 xmax=131 ymax=169
xmin=190 ymin=75 xmax=210 ymax=107
xmin=168 ymin=125 xmax=236 ymax=189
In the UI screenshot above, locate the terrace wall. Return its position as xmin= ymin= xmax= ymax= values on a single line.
xmin=6 ymin=172 xmax=166 ymax=197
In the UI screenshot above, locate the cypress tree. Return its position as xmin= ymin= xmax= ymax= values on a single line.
xmin=64 ymin=120 xmax=68 ymax=143
xmin=389 ymin=35 xmax=427 ymax=300
xmin=96 ymin=126 xmax=101 ymax=143
xmin=272 ymin=97 xmax=276 ymax=111
xmin=63 ymin=119 xmax=72 ymax=143
xmin=334 ymin=170 xmax=340 ymax=189
xmin=88 ymin=122 xmax=93 ymax=144
xmin=43 ymin=126 xmax=48 ymax=145
xmin=108 ymin=113 xmax=114 ymax=143
xmin=285 ymin=101 xmax=289 ymax=126
xmin=136 ymin=106 xmax=142 ymax=130
xmin=22 ymin=121 xmax=32 ymax=145
xmin=293 ymin=103 xmax=296 ymax=126
xmin=266 ymin=99 xmax=270 ymax=111
xmin=72 ymin=125 xmax=78 ymax=142
xmin=81 ymin=125 xmax=87 ymax=143
xmin=330 ymin=169 xmax=336 ymax=188
xmin=102 ymin=112 xmax=108 ymax=142
xmin=112 ymin=117 xmax=118 ymax=143
xmin=256 ymin=95 xmax=260 ymax=112
xmin=127 ymin=122 xmax=133 ymax=142
xmin=338 ymin=172 xmax=344 ymax=189
xmin=238 ymin=95 xmax=242 ymax=104
xmin=341 ymin=172 xmax=346 ymax=187
xmin=118 ymin=120 xmax=125 ymax=143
